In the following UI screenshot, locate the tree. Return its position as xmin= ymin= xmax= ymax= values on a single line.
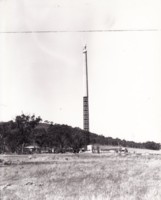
xmin=0 ymin=121 xmax=16 ymax=153
xmin=14 ymin=114 xmax=42 ymax=153
xmin=71 ymin=128 xmax=89 ymax=153
xmin=144 ymin=141 xmax=160 ymax=150
xmin=33 ymin=128 xmax=48 ymax=147
xmin=47 ymin=124 xmax=72 ymax=152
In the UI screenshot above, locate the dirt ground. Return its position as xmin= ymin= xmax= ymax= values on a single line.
xmin=0 ymin=150 xmax=161 ymax=200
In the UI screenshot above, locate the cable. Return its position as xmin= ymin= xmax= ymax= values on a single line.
xmin=0 ymin=29 xmax=160 ymax=34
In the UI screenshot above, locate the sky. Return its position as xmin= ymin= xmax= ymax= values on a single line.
xmin=0 ymin=0 xmax=161 ymax=142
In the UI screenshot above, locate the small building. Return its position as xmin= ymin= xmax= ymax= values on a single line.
xmin=24 ymin=145 xmax=40 ymax=154
xmin=87 ymin=145 xmax=93 ymax=152
xmin=87 ymin=144 xmax=100 ymax=153
xmin=86 ymin=144 xmax=128 ymax=154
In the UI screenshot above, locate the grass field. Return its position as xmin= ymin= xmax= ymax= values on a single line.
xmin=0 ymin=150 xmax=161 ymax=200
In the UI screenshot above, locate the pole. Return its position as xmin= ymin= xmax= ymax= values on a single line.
xmin=83 ymin=46 xmax=89 ymax=132
xmin=85 ymin=49 xmax=89 ymax=97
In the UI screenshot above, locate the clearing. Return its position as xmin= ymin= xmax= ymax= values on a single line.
xmin=0 ymin=150 xmax=161 ymax=200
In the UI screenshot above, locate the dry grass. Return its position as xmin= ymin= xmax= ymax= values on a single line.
xmin=0 ymin=151 xmax=161 ymax=200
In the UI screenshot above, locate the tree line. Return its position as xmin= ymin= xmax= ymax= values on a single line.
xmin=0 ymin=114 xmax=160 ymax=153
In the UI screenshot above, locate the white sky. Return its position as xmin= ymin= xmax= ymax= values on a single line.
xmin=0 ymin=0 xmax=161 ymax=142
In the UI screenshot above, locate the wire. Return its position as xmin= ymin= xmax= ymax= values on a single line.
xmin=0 ymin=29 xmax=160 ymax=34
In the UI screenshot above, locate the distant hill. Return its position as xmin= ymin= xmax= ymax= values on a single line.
xmin=0 ymin=120 xmax=160 ymax=153
xmin=35 ymin=122 xmax=161 ymax=151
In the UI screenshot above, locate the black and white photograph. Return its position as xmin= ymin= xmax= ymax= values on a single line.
xmin=0 ymin=0 xmax=161 ymax=199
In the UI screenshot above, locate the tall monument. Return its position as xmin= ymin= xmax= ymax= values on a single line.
xmin=83 ymin=46 xmax=89 ymax=132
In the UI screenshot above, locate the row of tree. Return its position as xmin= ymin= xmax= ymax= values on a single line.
xmin=0 ymin=114 xmax=160 ymax=153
